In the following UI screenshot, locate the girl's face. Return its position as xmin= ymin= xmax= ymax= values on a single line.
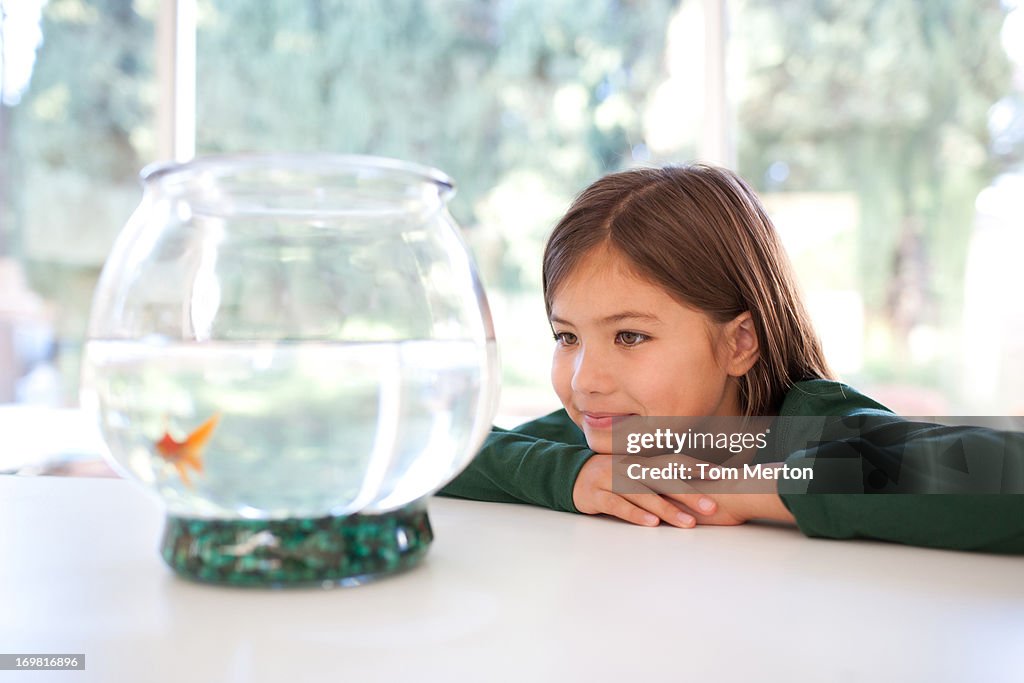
xmin=549 ymin=246 xmax=750 ymax=454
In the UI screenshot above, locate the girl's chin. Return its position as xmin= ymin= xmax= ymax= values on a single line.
xmin=582 ymin=430 xmax=613 ymax=454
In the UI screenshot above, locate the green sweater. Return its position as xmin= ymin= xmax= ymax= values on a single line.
xmin=437 ymin=379 xmax=1024 ymax=553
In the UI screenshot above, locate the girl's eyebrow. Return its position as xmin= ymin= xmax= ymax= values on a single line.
xmin=549 ymin=311 xmax=662 ymax=326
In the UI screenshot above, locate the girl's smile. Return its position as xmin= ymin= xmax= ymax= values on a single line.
xmin=580 ymin=412 xmax=635 ymax=430
xmin=549 ymin=246 xmax=756 ymax=454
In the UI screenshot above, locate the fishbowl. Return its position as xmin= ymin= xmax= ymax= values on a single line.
xmin=80 ymin=154 xmax=499 ymax=586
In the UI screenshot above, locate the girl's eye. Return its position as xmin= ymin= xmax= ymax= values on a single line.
xmin=616 ymin=331 xmax=649 ymax=347
xmin=553 ymin=331 xmax=578 ymax=345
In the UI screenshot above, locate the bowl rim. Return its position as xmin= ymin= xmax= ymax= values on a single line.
xmin=139 ymin=153 xmax=455 ymax=197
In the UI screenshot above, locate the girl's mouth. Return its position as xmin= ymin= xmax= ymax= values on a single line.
xmin=581 ymin=412 xmax=634 ymax=429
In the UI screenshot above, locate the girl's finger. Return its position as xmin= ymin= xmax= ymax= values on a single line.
xmin=660 ymin=495 xmax=703 ymax=521
xmin=624 ymin=492 xmax=696 ymax=528
xmin=666 ymin=493 xmax=747 ymax=526
xmin=597 ymin=491 xmax=662 ymax=527
xmin=666 ymin=493 xmax=718 ymax=516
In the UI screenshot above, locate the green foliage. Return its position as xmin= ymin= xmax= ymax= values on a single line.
xmin=737 ymin=0 xmax=1012 ymax=324
xmin=12 ymin=0 xmax=152 ymax=181
xmin=194 ymin=0 xmax=677 ymax=290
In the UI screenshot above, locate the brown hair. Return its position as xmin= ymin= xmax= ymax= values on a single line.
xmin=542 ymin=164 xmax=834 ymax=416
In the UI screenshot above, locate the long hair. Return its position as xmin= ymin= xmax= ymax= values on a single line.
xmin=542 ymin=164 xmax=834 ymax=416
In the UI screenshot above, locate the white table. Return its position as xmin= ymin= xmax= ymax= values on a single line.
xmin=2 ymin=476 xmax=1024 ymax=682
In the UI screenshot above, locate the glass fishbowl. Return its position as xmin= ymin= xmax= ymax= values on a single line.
xmin=80 ymin=154 xmax=499 ymax=586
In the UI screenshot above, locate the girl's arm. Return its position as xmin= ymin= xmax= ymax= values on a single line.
xmin=778 ymin=417 xmax=1024 ymax=552
xmin=436 ymin=410 xmax=593 ymax=511
xmin=676 ymin=417 xmax=1024 ymax=553
xmin=438 ymin=410 xmax=700 ymax=526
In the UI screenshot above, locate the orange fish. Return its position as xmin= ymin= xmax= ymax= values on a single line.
xmin=155 ymin=413 xmax=220 ymax=488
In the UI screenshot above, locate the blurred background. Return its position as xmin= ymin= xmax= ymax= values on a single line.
xmin=1 ymin=0 xmax=1022 ymax=421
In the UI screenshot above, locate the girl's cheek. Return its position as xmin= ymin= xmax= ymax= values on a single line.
xmin=551 ymin=356 xmax=580 ymax=412
xmin=550 ymin=354 xmax=569 ymax=393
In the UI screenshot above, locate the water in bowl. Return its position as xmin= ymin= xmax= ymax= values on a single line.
xmin=81 ymin=338 xmax=493 ymax=519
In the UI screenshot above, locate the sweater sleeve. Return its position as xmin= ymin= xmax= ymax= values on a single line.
xmin=776 ymin=413 xmax=1024 ymax=553
xmin=779 ymin=494 xmax=1024 ymax=554
xmin=435 ymin=410 xmax=595 ymax=512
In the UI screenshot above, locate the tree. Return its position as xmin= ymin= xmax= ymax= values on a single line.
xmin=194 ymin=0 xmax=677 ymax=290
xmin=737 ymin=0 xmax=1013 ymax=377
xmin=6 ymin=0 xmax=153 ymax=402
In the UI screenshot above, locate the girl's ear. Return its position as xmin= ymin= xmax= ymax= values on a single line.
xmin=722 ymin=311 xmax=760 ymax=377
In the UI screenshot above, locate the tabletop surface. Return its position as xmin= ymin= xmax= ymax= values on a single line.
xmin=3 ymin=476 xmax=1024 ymax=683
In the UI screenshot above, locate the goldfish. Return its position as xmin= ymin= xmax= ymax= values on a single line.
xmin=154 ymin=413 xmax=220 ymax=488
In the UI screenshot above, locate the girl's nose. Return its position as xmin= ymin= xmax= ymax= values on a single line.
xmin=570 ymin=346 xmax=614 ymax=394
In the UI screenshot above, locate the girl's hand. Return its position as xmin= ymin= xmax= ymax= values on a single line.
xmin=572 ymin=454 xmax=699 ymax=528
xmin=646 ymin=458 xmax=797 ymax=526
xmin=664 ymin=492 xmax=794 ymax=526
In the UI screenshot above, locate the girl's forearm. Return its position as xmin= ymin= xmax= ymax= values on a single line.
xmin=733 ymin=463 xmax=797 ymax=523
xmin=743 ymin=493 xmax=796 ymax=524
xmin=720 ymin=463 xmax=797 ymax=524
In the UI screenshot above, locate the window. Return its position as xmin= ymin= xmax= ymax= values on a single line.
xmin=1 ymin=0 xmax=156 ymax=404
xmin=734 ymin=0 xmax=1024 ymax=414
xmin=1 ymin=0 xmax=1021 ymax=417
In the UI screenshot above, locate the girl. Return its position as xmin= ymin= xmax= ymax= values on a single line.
xmin=438 ymin=164 xmax=1024 ymax=553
